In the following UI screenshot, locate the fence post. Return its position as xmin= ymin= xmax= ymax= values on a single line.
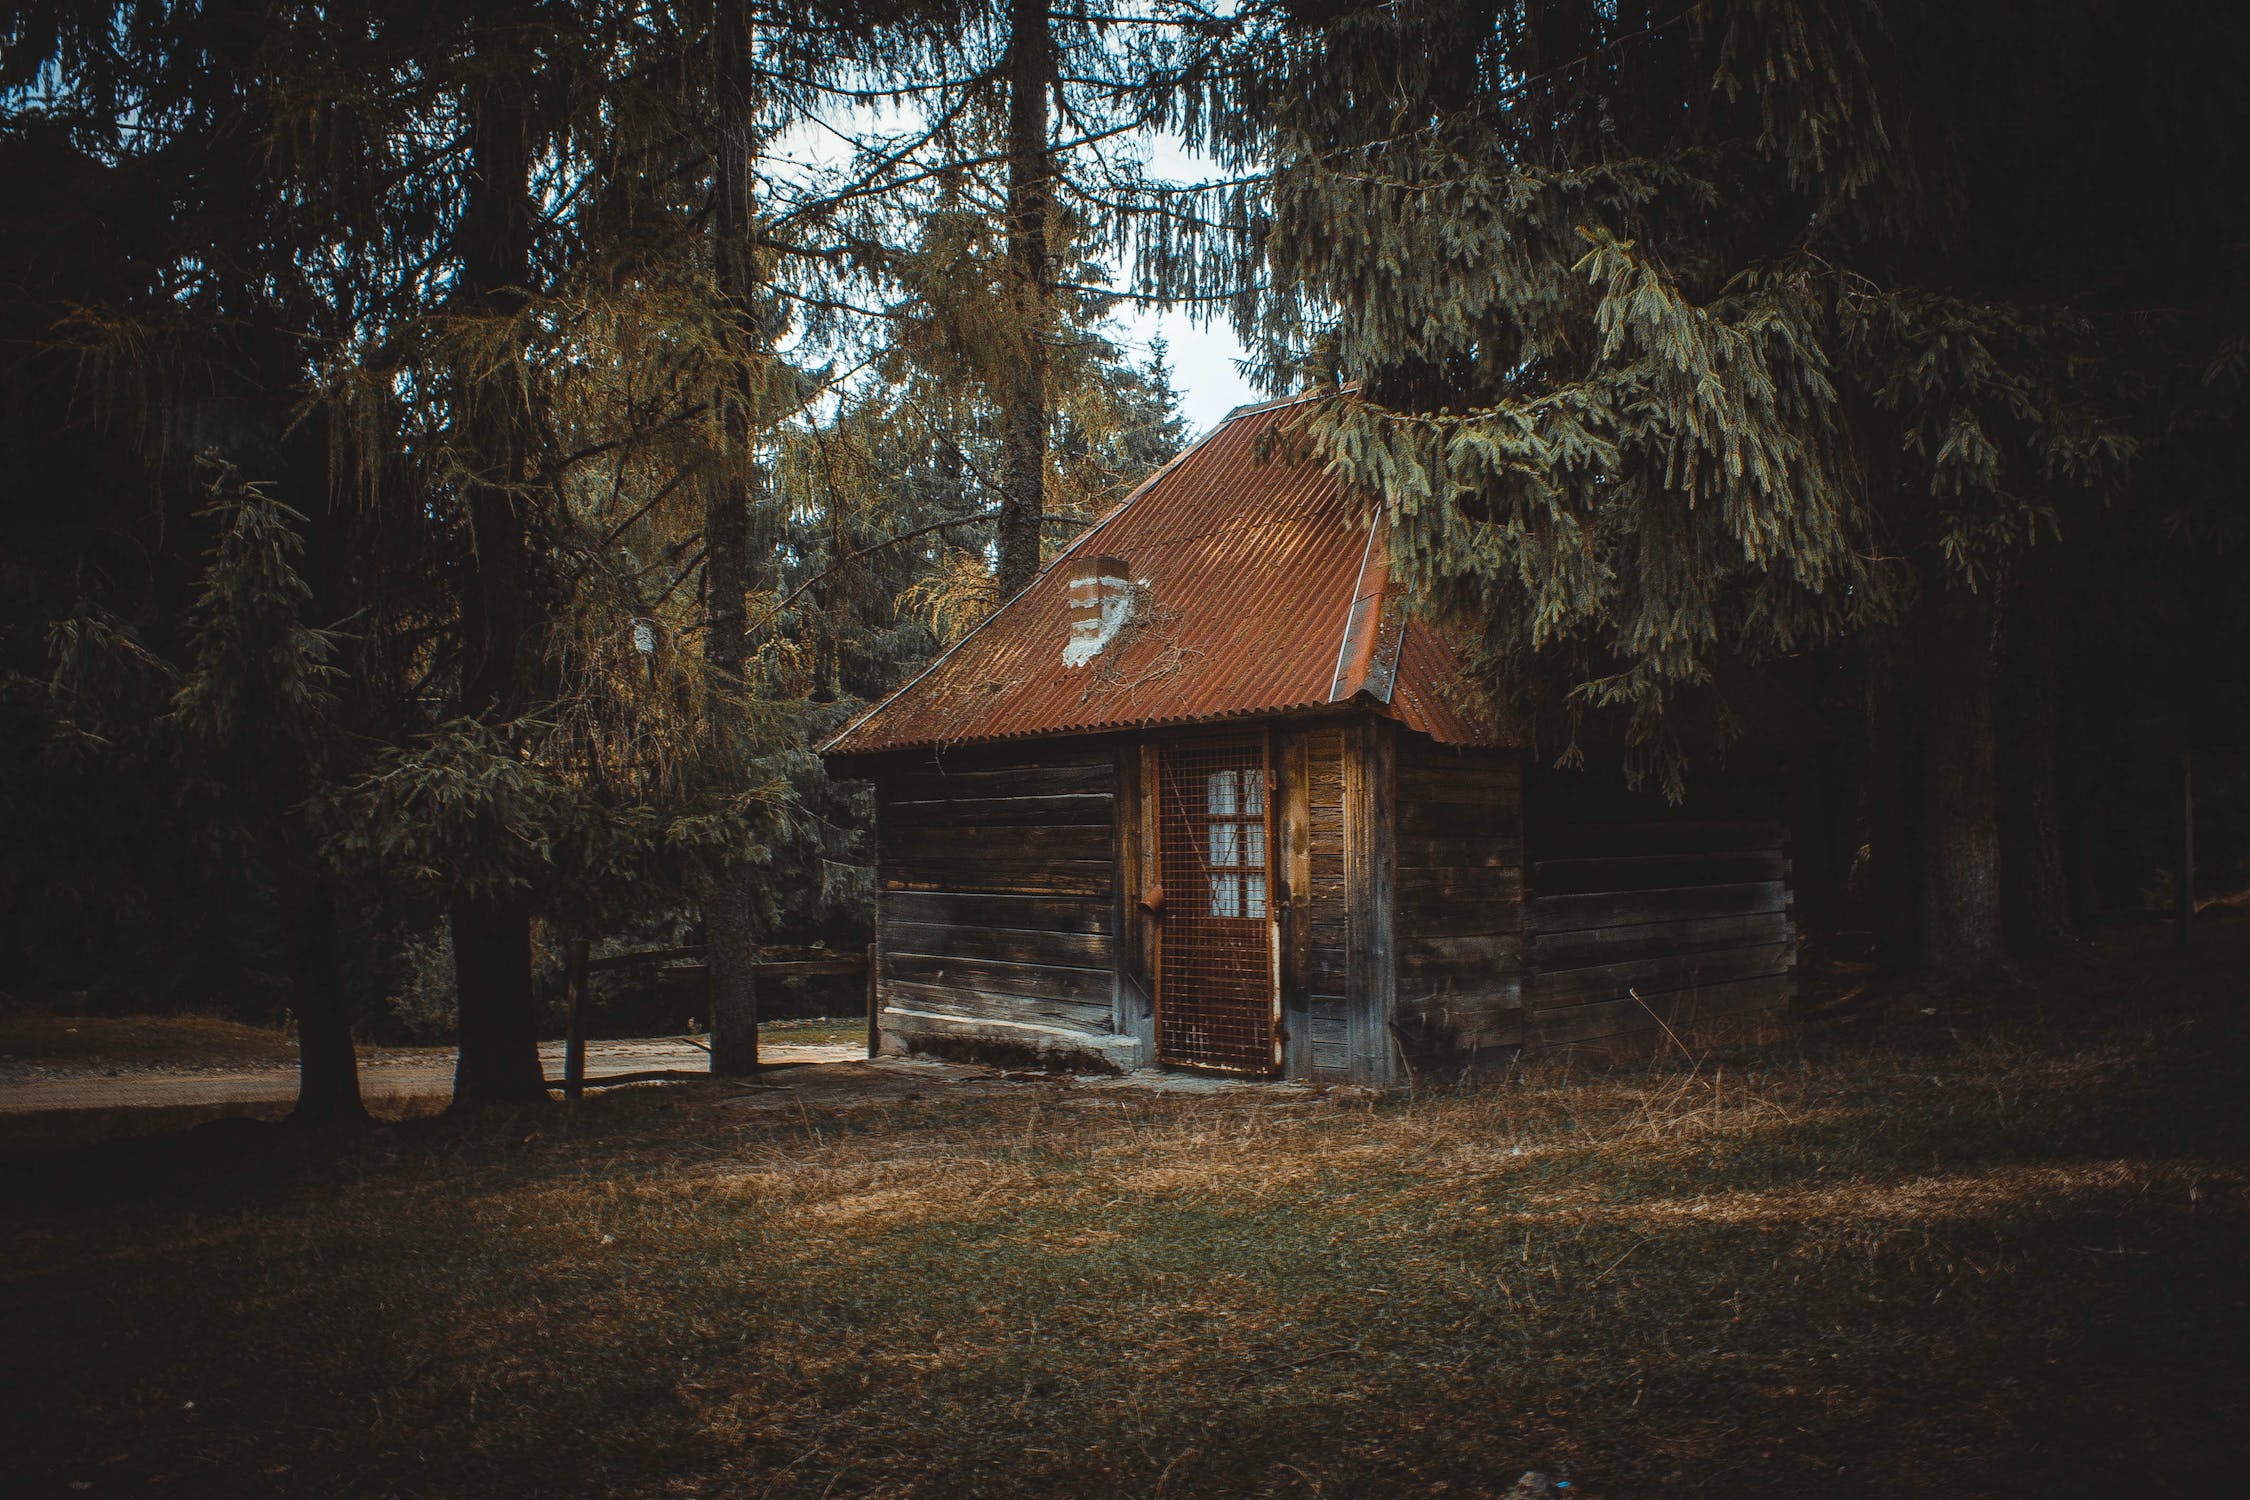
xmin=564 ymin=938 xmax=590 ymax=1101
xmin=865 ymin=942 xmax=879 ymax=1059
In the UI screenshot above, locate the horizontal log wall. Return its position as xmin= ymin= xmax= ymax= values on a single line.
xmin=1393 ymin=736 xmax=1526 ymax=1070
xmin=1524 ymin=771 xmax=1795 ymax=1052
xmin=875 ymin=742 xmax=1127 ymax=1067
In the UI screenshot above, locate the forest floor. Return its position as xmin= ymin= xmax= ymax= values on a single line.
xmin=0 ymin=1013 xmax=871 ymax=1083
xmin=0 ymin=1018 xmax=868 ymax=1141
xmin=3 ymin=913 xmax=2247 ymax=1498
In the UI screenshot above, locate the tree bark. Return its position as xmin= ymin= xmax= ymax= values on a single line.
xmin=1785 ymin=743 xmax=1842 ymax=959
xmin=2065 ymin=771 xmax=2104 ymax=927
xmin=703 ymin=0 xmax=763 ymax=1075
xmin=449 ymin=11 xmax=548 ymax=1105
xmin=1861 ymin=635 xmax=1921 ymax=972
xmin=2000 ymin=577 xmax=2075 ymax=951
xmin=1918 ymin=587 xmax=2008 ymax=974
xmin=2178 ymin=747 xmax=2195 ymax=946
xmin=286 ymin=875 xmax=368 ymax=1130
xmin=450 ymin=891 xmax=548 ymax=1104
xmin=262 ymin=336 xmax=369 ymax=1132
xmin=993 ymin=0 xmax=1054 ymax=601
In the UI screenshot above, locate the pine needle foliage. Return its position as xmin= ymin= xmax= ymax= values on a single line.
xmin=1180 ymin=0 xmax=2226 ymax=794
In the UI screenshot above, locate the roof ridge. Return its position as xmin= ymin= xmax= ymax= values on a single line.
xmin=819 ymin=378 xmax=1509 ymax=762
xmin=815 ymin=411 xmax=1214 ymax=759
xmin=1219 ymin=379 xmax=1357 ymax=422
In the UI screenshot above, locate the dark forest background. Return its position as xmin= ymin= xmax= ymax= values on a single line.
xmin=2 ymin=1 xmax=2245 ymax=1121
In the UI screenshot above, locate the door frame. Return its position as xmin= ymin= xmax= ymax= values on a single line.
xmin=1149 ymin=725 xmax=1283 ymax=1074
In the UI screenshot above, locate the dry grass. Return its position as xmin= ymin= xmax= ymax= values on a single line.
xmin=761 ymin=1017 xmax=871 ymax=1049
xmin=4 ymin=927 xmax=2247 ymax=1497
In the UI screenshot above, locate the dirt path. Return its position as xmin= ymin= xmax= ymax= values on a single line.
xmin=0 ymin=1036 xmax=865 ymax=1114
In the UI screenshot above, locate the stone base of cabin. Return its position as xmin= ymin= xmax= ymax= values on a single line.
xmin=876 ymin=1008 xmax=1148 ymax=1075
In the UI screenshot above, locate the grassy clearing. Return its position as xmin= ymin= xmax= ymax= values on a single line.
xmin=4 ymin=927 xmax=2247 ymax=1498
xmin=0 ymin=1013 xmax=857 ymax=1080
xmin=760 ymin=1016 xmax=869 ymax=1048
xmin=0 ymin=1013 xmax=296 ymax=1073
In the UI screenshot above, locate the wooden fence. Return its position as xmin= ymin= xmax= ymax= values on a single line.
xmin=557 ymin=941 xmax=878 ymax=1099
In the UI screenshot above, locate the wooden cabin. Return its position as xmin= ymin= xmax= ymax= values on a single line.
xmin=818 ymin=395 xmax=1798 ymax=1083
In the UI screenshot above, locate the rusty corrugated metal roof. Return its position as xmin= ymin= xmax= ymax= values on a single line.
xmin=819 ymin=393 xmax=1512 ymax=761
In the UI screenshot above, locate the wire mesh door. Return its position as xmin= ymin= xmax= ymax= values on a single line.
xmin=1155 ymin=730 xmax=1279 ymax=1073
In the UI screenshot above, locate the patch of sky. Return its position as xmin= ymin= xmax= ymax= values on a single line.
xmin=766 ymin=101 xmax=1262 ymax=436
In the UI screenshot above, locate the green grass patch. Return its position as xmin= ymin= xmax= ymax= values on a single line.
xmin=759 ymin=1016 xmax=869 ymax=1048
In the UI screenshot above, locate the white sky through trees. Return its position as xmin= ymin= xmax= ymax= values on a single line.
xmin=769 ymin=101 xmax=1263 ymax=438
xmin=1115 ymin=130 xmax=1263 ymax=434
xmin=1121 ymin=302 xmax=1260 ymax=434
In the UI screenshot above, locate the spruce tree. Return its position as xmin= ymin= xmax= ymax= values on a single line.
xmin=175 ymin=463 xmax=369 ymax=1129
xmin=1194 ymin=0 xmax=2249 ymax=975
xmin=868 ymin=3 xmax=1248 ymax=602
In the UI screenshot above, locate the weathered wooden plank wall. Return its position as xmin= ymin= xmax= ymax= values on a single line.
xmin=1343 ymin=719 xmax=1399 ymax=1084
xmin=1524 ymin=770 xmax=1796 ymax=1052
xmin=874 ymin=741 xmax=1134 ymax=1068
xmin=1288 ymin=725 xmax=1353 ymax=1082
xmin=1114 ymin=742 xmax=1158 ymax=1059
xmin=1393 ymin=735 xmax=1527 ymax=1072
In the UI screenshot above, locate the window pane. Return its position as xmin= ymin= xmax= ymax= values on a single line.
xmin=1245 ymin=823 xmax=1266 ymax=866
xmin=1243 ymin=772 xmax=1265 ymax=817
xmin=1206 ymin=770 xmax=1237 ymax=816
xmin=1209 ymin=873 xmax=1240 ymax=917
xmin=1209 ymin=823 xmax=1240 ymax=867
xmin=1245 ymin=873 xmax=1268 ymax=919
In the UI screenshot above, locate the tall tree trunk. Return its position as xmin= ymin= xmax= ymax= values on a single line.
xmin=287 ymin=874 xmax=368 ymax=1130
xmin=1785 ymin=742 xmax=1842 ymax=959
xmin=450 ymin=14 xmax=547 ymax=1105
xmin=993 ymin=0 xmax=1054 ymax=601
xmin=1918 ymin=587 xmax=2008 ymax=975
xmin=2059 ymin=679 xmax=2105 ymax=927
xmin=1862 ymin=635 xmax=1921 ymax=972
xmin=2177 ymin=746 xmax=2195 ymax=946
xmin=703 ymin=0 xmax=763 ymax=1075
xmin=2000 ymin=574 xmax=2074 ymax=951
xmin=450 ymin=891 xmax=547 ymax=1103
xmin=263 ymin=337 xmax=369 ymax=1130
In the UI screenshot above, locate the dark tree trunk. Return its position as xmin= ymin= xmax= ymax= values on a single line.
xmin=2000 ymin=576 xmax=2075 ymax=951
xmin=261 ymin=338 xmax=369 ymax=1131
xmin=1918 ymin=587 xmax=2008 ymax=974
xmin=703 ymin=0 xmax=763 ymax=1074
xmin=1785 ymin=742 xmax=1842 ymax=959
xmin=2066 ymin=776 xmax=2104 ymax=927
xmin=2178 ymin=747 xmax=2195 ymax=946
xmin=449 ymin=15 xmax=548 ymax=1105
xmin=1862 ymin=635 xmax=1922 ymax=972
xmin=287 ymin=875 xmax=367 ymax=1131
xmin=2057 ymin=668 xmax=2105 ymax=927
xmin=450 ymin=891 xmax=547 ymax=1103
xmin=993 ymin=0 xmax=1054 ymax=601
